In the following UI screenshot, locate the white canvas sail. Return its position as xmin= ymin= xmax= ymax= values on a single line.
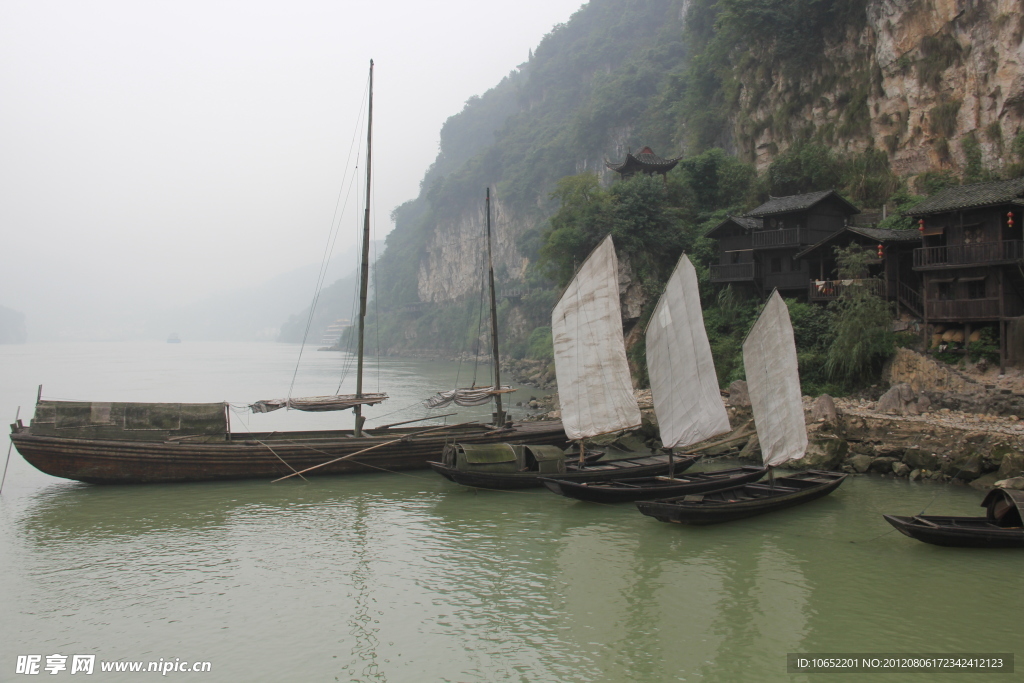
xmin=645 ymin=254 xmax=730 ymax=450
xmin=742 ymin=290 xmax=807 ymax=467
xmin=551 ymin=235 xmax=641 ymax=440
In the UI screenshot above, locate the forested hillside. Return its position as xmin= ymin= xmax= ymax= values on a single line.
xmin=347 ymin=0 xmax=1024 ymax=391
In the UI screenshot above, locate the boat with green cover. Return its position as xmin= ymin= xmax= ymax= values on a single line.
xmin=428 ymin=442 xmax=697 ymax=490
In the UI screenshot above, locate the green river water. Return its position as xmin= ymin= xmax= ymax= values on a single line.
xmin=1 ymin=343 xmax=1020 ymax=682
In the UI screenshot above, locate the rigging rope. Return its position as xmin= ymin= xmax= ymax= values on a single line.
xmin=289 ymin=72 xmax=371 ymax=401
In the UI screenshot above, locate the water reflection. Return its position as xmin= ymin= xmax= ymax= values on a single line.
xmin=5 ymin=462 xmax=1024 ymax=681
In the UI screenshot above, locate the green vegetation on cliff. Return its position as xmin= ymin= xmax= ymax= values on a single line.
xmin=339 ymin=0 xmax=1024 ymax=394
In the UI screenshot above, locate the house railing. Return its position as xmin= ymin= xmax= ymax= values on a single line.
xmin=925 ymin=298 xmax=1001 ymax=321
xmin=897 ymin=281 xmax=923 ymax=318
xmin=913 ymin=240 xmax=1024 ymax=269
xmin=752 ymin=228 xmax=809 ymax=249
xmin=710 ymin=263 xmax=758 ymax=282
xmin=807 ymin=278 xmax=886 ymax=302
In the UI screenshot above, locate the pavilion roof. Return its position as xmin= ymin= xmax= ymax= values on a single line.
xmin=606 ymin=146 xmax=682 ymax=175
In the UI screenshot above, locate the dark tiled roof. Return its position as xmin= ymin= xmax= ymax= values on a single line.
xmin=745 ymin=189 xmax=860 ymax=217
xmin=793 ymin=226 xmax=919 ymax=261
xmin=906 ymin=177 xmax=1024 ymax=216
xmin=606 ymin=146 xmax=682 ymax=174
xmin=705 ymin=214 xmax=763 ymax=237
xmin=847 ymin=226 xmax=921 ymax=242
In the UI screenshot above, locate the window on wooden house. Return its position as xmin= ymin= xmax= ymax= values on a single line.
xmin=771 ymin=257 xmax=782 ymax=273
xmin=936 ymin=281 xmax=954 ymax=300
xmin=965 ymin=278 xmax=986 ymax=299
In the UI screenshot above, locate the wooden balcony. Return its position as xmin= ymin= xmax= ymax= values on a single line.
xmin=925 ymin=298 xmax=1002 ymax=321
xmin=913 ymin=240 xmax=1024 ymax=270
xmin=752 ymin=228 xmax=810 ymax=249
xmin=710 ymin=262 xmax=758 ymax=283
xmin=718 ymin=236 xmax=752 ymax=253
xmin=808 ymin=278 xmax=887 ymax=302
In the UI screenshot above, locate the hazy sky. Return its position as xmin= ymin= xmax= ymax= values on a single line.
xmin=0 ymin=0 xmax=584 ymax=336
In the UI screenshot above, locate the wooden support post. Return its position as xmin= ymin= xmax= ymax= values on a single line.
xmin=1000 ymin=269 xmax=1006 ymax=374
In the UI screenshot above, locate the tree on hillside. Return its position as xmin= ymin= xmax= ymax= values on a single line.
xmin=824 ymin=244 xmax=895 ymax=386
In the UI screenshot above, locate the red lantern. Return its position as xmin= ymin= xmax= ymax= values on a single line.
xmin=918 ymin=218 xmax=925 ymax=233
xmin=877 ymin=243 xmax=884 ymax=259
xmin=1009 ymin=211 xmax=1015 ymax=229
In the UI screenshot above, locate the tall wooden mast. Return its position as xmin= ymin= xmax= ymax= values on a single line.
xmin=485 ymin=188 xmax=504 ymax=427
xmin=354 ymin=59 xmax=373 ymax=437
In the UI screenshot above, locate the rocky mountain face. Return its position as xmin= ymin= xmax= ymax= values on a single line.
xmin=373 ymin=0 xmax=1022 ymax=356
xmin=738 ymin=0 xmax=1024 ymax=175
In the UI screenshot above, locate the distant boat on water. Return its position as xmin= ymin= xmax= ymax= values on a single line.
xmin=166 ymin=333 xmax=181 ymax=343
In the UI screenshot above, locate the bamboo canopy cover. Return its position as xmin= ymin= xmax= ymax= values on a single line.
xmin=552 ymin=235 xmax=641 ymax=440
xmin=742 ymin=290 xmax=807 ymax=467
xmin=645 ymin=254 xmax=730 ymax=449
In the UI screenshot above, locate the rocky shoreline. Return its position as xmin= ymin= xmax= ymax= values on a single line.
xmin=515 ymin=349 xmax=1024 ymax=492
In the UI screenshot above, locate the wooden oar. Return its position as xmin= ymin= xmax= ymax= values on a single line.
xmin=271 ymin=421 xmax=477 ymax=482
xmin=376 ymin=413 xmax=457 ymax=430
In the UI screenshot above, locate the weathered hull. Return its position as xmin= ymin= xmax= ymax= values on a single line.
xmin=10 ymin=421 xmax=569 ymax=484
xmin=541 ymin=466 xmax=768 ymax=503
xmin=635 ymin=470 xmax=847 ymax=525
xmin=882 ymin=515 xmax=1024 ymax=548
xmin=428 ymin=454 xmax=698 ymax=490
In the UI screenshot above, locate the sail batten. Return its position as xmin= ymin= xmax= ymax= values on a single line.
xmin=646 ymin=255 xmax=730 ymax=450
xmin=742 ymin=291 xmax=807 ymax=467
xmin=552 ymin=236 xmax=641 ymax=441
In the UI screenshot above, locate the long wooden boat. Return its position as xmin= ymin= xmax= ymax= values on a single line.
xmin=428 ymin=451 xmax=698 ymax=490
xmin=9 ymin=411 xmax=568 ymax=484
xmin=883 ymin=488 xmax=1024 ymax=548
xmin=540 ymin=465 xmax=768 ymax=503
xmin=635 ymin=470 xmax=847 ymax=525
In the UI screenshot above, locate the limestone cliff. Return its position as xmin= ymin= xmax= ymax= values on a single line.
xmin=738 ymin=0 xmax=1024 ymax=176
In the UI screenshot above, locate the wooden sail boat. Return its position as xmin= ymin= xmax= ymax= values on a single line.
xmin=429 ymin=235 xmax=689 ymax=489
xmin=635 ymin=290 xmax=846 ymax=524
xmin=8 ymin=61 xmax=567 ymax=485
xmin=423 ymin=189 xmax=514 ymax=423
xmin=541 ymin=253 xmax=766 ymax=503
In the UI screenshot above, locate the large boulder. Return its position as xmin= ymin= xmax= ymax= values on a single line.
xmin=969 ymin=472 xmax=1002 ymax=491
xmin=811 ymin=394 xmax=838 ymax=424
xmin=783 ymin=436 xmax=848 ymax=470
xmin=940 ymin=453 xmax=983 ymax=481
xmin=727 ymin=380 xmax=750 ymax=408
xmin=997 ymin=452 xmax=1024 ymax=479
xmin=876 ymin=383 xmax=915 ymax=415
xmin=903 ymin=447 xmax=939 ymax=471
xmin=870 ymin=456 xmax=900 ymax=474
xmin=995 ymin=476 xmax=1024 ymax=490
xmin=849 ymin=454 xmax=873 ymax=473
